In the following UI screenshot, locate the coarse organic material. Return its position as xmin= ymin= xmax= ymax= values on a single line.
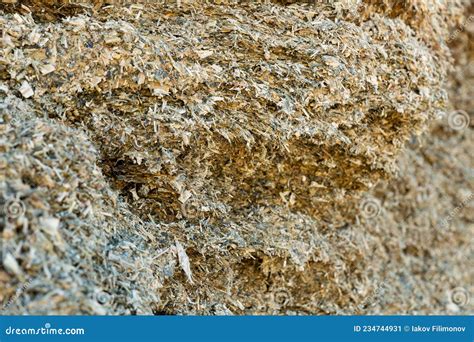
xmin=1 ymin=1 xmax=447 ymax=222
xmin=1 ymin=0 xmax=472 ymax=315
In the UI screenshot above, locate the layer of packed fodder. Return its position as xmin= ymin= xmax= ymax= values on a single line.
xmin=1 ymin=1 xmax=447 ymax=224
xmin=1 ymin=94 xmax=175 ymax=314
xmin=1 ymin=0 xmax=472 ymax=315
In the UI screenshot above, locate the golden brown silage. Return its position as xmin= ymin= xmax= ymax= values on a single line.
xmin=0 ymin=0 xmax=472 ymax=314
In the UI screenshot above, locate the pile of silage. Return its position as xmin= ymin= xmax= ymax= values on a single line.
xmin=1 ymin=0 xmax=472 ymax=315
xmin=347 ymin=4 xmax=473 ymax=313
xmin=0 ymin=94 xmax=170 ymax=314
xmin=1 ymin=1 xmax=447 ymax=221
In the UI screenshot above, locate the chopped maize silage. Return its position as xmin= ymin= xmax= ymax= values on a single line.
xmin=1 ymin=1 xmax=447 ymax=222
xmin=1 ymin=0 xmax=472 ymax=315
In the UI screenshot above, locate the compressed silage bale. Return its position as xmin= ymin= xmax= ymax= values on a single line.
xmin=1 ymin=2 xmax=448 ymax=222
xmin=1 ymin=0 xmax=472 ymax=316
xmin=0 ymin=94 xmax=166 ymax=314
